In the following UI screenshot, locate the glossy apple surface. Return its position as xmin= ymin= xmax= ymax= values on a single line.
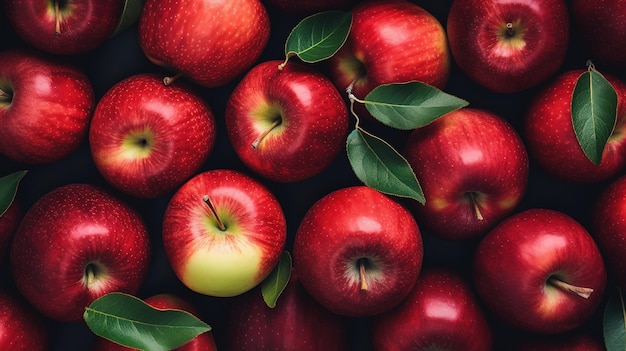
xmin=524 ymin=70 xmax=626 ymax=183
xmin=89 ymin=73 xmax=216 ymax=198
xmin=371 ymin=267 xmax=493 ymax=350
xmin=225 ymin=60 xmax=348 ymax=182
xmin=447 ymin=0 xmax=569 ymax=93
xmin=162 ymin=169 xmax=287 ymax=297
xmin=592 ymin=175 xmax=626 ymax=291
xmin=0 ymin=289 xmax=49 ymax=351
xmin=3 ymin=0 xmax=125 ymax=55
xmin=328 ymin=0 xmax=450 ymax=104
xmin=571 ymin=0 xmax=626 ymax=69
xmin=403 ymin=108 xmax=529 ymax=240
xmin=10 ymin=183 xmax=151 ymax=322
xmin=473 ymin=208 xmax=607 ymax=334
xmin=227 ymin=268 xmax=350 ymax=350
xmin=0 ymin=49 xmax=94 ymax=164
xmin=138 ymin=0 xmax=270 ymax=88
xmin=92 ymin=294 xmax=217 ymax=351
xmin=293 ymin=185 xmax=423 ymax=317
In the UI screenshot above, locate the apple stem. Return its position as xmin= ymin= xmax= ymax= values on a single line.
xmin=54 ymin=0 xmax=61 ymax=36
xmin=0 ymin=88 xmax=9 ymax=99
xmin=163 ymin=72 xmax=184 ymax=86
xmin=203 ymin=195 xmax=226 ymax=231
xmin=548 ymin=276 xmax=594 ymax=299
xmin=358 ymin=258 xmax=369 ymax=291
xmin=505 ymin=22 xmax=514 ymax=36
xmin=252 ymin=119 xmax=281 ymax=149
xmin=345 ymin=80 xmax=366 ymax=126
xmin=84 ymin=264 xmax=96 ymax=289
xmin=468 ymin=192 xmax=484 ymax=221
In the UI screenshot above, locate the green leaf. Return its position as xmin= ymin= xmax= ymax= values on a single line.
xmin=0 ymin=170 xmax=27 ymax=217
xmin=604 ymin=287 xmax=626 ymax=351
xmin=111 ymin=0 xmax=146 ymax=36
xmin=362 ymin=81 xmax=469 ymax=130
xmin=284 ymin=10 xmax=352 ymax=64
xmin=261 ymin=251 xmax=292 ymax=308
xmin=84 ymin=292 xmax=211 ymax=351
xmin=346 ymin=128 xmax=424 ymax=203
xmin=572 ymin=67 xmax=618 ymax=165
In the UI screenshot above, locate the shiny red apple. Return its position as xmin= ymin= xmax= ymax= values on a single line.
xmin=10 ymin=183 xmax=151 ymax=322
xmin=447 ymin=0 xmax=569 ymax=93
xmin=403 ymin=108 xmax=529 ymax=240
xmin=89 ymin=73 xmax=216 ymax=198
xmin=0 ymin=289 xmax=49 ymax=351
xmin=225 ymin=60 xmax=348 ymax=182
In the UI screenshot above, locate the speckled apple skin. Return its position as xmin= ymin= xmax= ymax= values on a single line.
xmin=0 ymin=289 xmax=49 ymax=351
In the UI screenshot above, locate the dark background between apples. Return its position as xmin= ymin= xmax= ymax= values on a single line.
xmin=1 ymin=0 xmax=623 ymax=350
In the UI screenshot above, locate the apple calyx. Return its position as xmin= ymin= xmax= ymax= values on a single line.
xmin=163 ymin=72 xmax=184 ymax=86
xmin=202 ymin=195 xmax=226 ymax=231
xmin=252 ymin=119 xmax=281 ymax=149
xmin=358 ymin=258 xmax=369 ymax=291
xmin=548 ymin=276 xmax=594 ymax=299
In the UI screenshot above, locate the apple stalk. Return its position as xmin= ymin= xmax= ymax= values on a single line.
xmin=468 ymin=192 xmax=484 ymax=221
xmin=548 ymin=276 xmax=594 ymax=299
xmin=54 ymin=0 xmax=61 ymax=36
xmin=252 ymin=119 xmax=281 ymax=149
xmin=163 ymin=72 xmax=185 ymax=86
xmin=202 ymin=195 xmax=226 ymax=231
xmin=358 ymin=258 xmax=369 ymax=291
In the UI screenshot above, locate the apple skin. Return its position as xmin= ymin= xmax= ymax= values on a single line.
xmin=446 ymin=0 xmax=569 ymax=93
xmin=227 ymin=268 xmax=350 ymax=351
xmin=0 ymin=49 xmax=95 ymax=164
xmin=263 ymin=0 xmax=357 ymax=13
xmin=0 ymin=200 xmax=20 ymax=267
xmin=92 ymin=293 xmax=217 ymax=351
xmin=293 ymin=185 xmax=423 ymax=317
xmin=3 ymin=0 xmax=125 ymax=55
xmin=138 ymin=0 xmax=270 ymax=88
xmin=571 ymin=0 xmax=626 ymax=69
xmin=403 ymin=108 xmax=529 ymax=240
xmin=89 ymin=73 xmax=216 ymax=199
xmin=473 ymin=208 xmax=607 ymax=334
xmin=592 ymin=175 xmax=626 ymax=291
xmin=371 ymin=267 xmax=494 ymax=351
xmin=328 ymin=0 xmax=450 ymax=105
xmin=524 ymin=70 xmax=626 ymax=183
xmin=0 ymin=289 xmax=49 ymax=351
xmin=225 ymin=60 xmax=349 ymax=183
xmin=162 ymin=169 xmax=287 ymax=297
xmin=10 ymin=183 xmax=151 ymax=322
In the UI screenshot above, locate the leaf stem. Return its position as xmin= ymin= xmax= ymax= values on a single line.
xmin=203 ymin=195 xmax=226 ymax=231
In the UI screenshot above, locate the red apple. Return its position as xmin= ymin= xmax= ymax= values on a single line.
xmin=2 ymin=0 xmax=125 ymax=55
xmin=473 ymin=208 xmax=607 ymax=334
xmin=227 ymin=268 xmax=350 ymax=350
xmin=571 ymin=0 xmax=626 ymax=69
xmin=162 ymin=169 xmax=287 ymax=297
xmin=89 ymin=73 xmax=216 ymax=199
xmin=0 ymin=49 xmax=95 ymax=164
xmin=446 ymin=0 xmax=569 ymax=93
xmin=371 ymin=267 xmax=494 ymax=351
xmin=225 ymin=60 xmax=349 ymax=182
xmin=403 ymin=108 xmax=529 ymax=240
xmin=524 ymin=69 xmax=626 ymax=183
xmin=0 ymin=289 xmax=49 ymax=351
xmin=592 ymin=175 xmax=626 ymax=291
xmin=264 ymin=0 xmax=356 ymax=13
xmin=328 ymin=0 xmax=450 ymax=109
xmin=92 ymin=293 xmax=217 ymax=351
xmin=138 ymin=0 xmax=270 ymax=88
xmin=512 ymin=331 xmax=605 ymax=350
xmin=293 ymin=185 xmax=423 ymax=317
xmin=10 ymin=183 xmax=151 ymax=322
xmin=0 ymin=200 xmax=20 ymax=267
